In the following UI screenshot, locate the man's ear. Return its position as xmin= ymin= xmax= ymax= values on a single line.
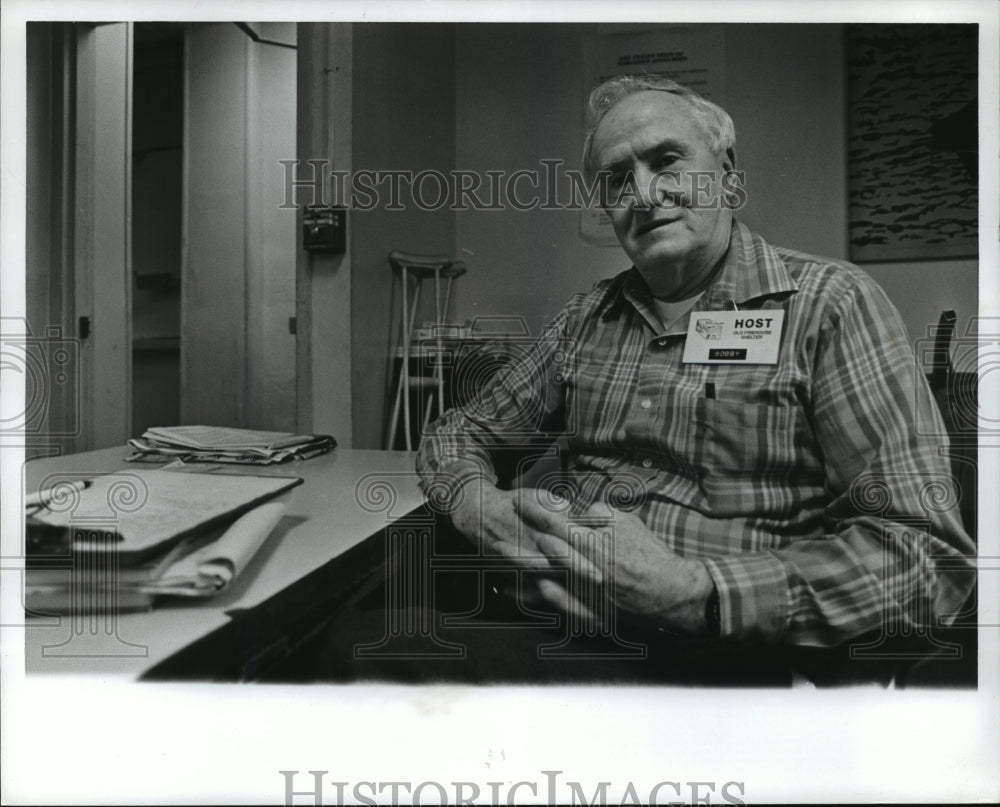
xmin=721 ymin=147 xmax=743 ymax=209
xmin=723 ymin=147 xmax=736 ymax=173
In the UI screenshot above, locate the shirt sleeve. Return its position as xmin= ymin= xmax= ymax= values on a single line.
xmin=705 ymin=275 xmax=976 ymax=646
xmin=415 ymin=299 xmax=580 ymax=500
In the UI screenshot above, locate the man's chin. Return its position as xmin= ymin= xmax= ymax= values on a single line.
xmin=629 ymin=240 xmax=688 ymax=274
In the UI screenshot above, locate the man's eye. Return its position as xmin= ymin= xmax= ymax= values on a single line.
xmin=655 ymin=154 xmax=679 ymax=169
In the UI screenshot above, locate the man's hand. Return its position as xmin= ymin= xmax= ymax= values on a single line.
xmin=514 ymin=495 xmax=715 ymax=635
xmin=447 ymin=477 xmax=603 ymax=583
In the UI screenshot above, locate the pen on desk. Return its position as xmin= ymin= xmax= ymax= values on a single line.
xmin=24 ymin=479 xmax=92 ymax=510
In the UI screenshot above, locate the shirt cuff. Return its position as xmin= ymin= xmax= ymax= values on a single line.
xmin=702 ymin=552 xmax=791 ymax=641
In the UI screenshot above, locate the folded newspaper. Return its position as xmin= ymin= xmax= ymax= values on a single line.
xmin=25 ymin=496 xmax=291 ymax=611
xmin=127 ymin=425 xmax=336 ymax=465
xmin=137 ymin=497 xmax=289 ymax=596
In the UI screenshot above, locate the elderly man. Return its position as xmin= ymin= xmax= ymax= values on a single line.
xmin=415 ymin=75 xmax=974 ymax=667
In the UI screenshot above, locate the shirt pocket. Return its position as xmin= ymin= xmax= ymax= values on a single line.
xmin=693 ymin=397 xmax=810 ymax=517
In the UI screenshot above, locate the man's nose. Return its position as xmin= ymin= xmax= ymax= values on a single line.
xmin=633 ymin=166 xmax=682 ymax=210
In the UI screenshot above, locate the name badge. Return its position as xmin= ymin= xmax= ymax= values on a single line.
xmin=682 ymin=310 xmax=785 ymax=364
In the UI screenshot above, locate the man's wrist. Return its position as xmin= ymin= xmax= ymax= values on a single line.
xmin=655 ymin=559 xmax=720 ymax=637
xmin=430 ymin=462 xmax=493 ymax=512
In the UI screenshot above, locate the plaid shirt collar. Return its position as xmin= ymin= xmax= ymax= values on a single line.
xmin=603 ymin=219 xmax=800 ymax=326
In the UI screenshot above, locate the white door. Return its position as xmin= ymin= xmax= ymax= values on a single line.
xmin=182 ymin=22 xmax=298 ymax=431
xmin=73 ymin=22 xmax=133 ymax=450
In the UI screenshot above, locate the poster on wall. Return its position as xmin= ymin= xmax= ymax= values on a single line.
xmin=847 ymin=23 xmax=978 ymax=262
xmin=580 ymin=26 xmax=726 ymax=245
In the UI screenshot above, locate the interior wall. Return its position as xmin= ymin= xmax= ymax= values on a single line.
xmin=182 ymin=23 xmax=249 ymax=426
xmin=452 ymin=23 xmax=978 ymax=364
xmin=246 ymin=22 xmax=297 ymax=431
xmin=721 ymin=24 xmax=847 ymax=257
xmin=865 ymin=259 xmax=979 ymax=355
xmin=295 ymin=23 xmax=353 ymax=446
xmin=350 ymin=23 xmax=457 ymax=449
xmin=454 ymin=24 xmax=602 ymax=336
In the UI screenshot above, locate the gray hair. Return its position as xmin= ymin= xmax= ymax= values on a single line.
xmin=582 ymin=75 xmax=736 ymax=177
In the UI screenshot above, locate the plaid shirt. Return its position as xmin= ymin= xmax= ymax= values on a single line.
xmin=417 ymin=221 xmax=975 ymax=647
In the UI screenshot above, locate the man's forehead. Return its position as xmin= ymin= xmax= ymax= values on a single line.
xmin=592 ymin=90 xmax=710 ymax=162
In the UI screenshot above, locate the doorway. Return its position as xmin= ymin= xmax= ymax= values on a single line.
xmin=131 ymin=23 xmax=183 ymax=436
xmin=25 ymin=21 xmax=299 ymax=453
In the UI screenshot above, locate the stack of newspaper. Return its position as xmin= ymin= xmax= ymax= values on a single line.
xmin=25 ymin=469 xmax=300 ymax=612
xmin=127 ymin=425 xmax=336 ymax=465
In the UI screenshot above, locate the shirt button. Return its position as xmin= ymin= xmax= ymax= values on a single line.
xmin=640 ymin=399 xmax=652 ymax=409
xmin=641 ymin=458 xmax=653 ymax=468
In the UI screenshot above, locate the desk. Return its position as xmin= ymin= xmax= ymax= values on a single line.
xmin=22 ymin=446 xmax=423 ymax=679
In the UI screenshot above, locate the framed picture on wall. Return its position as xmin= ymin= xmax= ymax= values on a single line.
xmin=847 ymin=23 xmax=978 ymax=262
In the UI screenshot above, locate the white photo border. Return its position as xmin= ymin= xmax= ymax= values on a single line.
xmin=2 ymin=1 xmax=998 ymax=804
